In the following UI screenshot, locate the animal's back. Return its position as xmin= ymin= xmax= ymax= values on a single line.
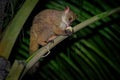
xmin=30 ymin=9 xmax=62 ymax=53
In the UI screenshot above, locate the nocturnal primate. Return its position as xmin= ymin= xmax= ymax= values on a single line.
xmin=29 ymin=6 xmax=76 ymax=73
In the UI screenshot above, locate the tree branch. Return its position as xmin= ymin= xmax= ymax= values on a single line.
xmin=21 ymin=7 xmax=120 ymax=79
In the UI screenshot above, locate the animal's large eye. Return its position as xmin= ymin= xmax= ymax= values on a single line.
xmin=69 ymin=17 xmax=72 ymax=21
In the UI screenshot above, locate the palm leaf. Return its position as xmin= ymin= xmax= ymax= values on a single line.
xmin=2 ymin=0 xmax=120 ymax=80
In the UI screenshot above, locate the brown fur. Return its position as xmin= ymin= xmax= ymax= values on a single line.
xmin=29 ymin=7 xmax=76 ymax=73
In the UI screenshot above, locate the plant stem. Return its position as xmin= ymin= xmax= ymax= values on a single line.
xmin=0 ymin=0 xmax=39 ymax=59
xmin=22 ymin=7 xmax=120 ymax=78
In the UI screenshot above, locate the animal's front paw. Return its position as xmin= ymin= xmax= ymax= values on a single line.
xmin=65 ymin=26 xmax=73 ymax=36
xmin=46 ymin=40 xmax=54 ymax=44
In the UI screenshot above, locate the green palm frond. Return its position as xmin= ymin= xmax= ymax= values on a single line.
xmin=1 ymin=0 xmax=120 ymax=80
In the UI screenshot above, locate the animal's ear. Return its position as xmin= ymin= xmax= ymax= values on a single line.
xmin=64 ymin=6 xmax=70 ymax=14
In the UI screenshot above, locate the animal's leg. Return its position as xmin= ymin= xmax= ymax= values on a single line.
xmin=47 ymin=35 xmax=57 ymax=43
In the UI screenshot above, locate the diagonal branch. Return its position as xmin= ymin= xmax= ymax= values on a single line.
xmin=22 ymin=7 xmax=120 ymax=78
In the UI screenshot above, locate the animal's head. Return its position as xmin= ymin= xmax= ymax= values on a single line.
xmin=60 ymin=6 xmax=76 ymax=35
